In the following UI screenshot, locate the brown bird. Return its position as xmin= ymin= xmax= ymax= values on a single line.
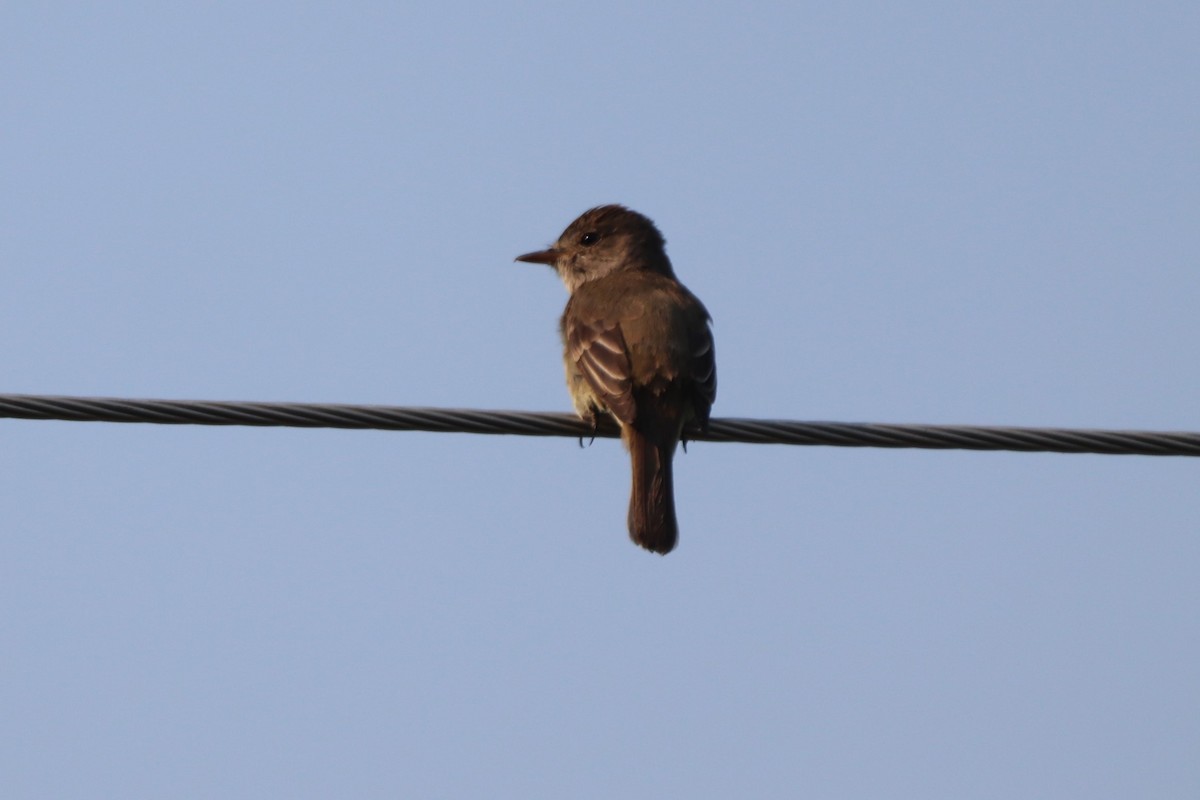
xmin=516 ymin=205 xmax=716 ymax=554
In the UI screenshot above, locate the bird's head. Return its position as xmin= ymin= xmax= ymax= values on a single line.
xmin=515 ymin=205 xmax=674 ymax=292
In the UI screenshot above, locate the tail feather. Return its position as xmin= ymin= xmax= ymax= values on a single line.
xmin=627 ymin=429 xmax=678 ymax=554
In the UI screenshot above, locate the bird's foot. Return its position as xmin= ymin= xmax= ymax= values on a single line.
xmin=577 ymin=411 xmax=598 ymax=448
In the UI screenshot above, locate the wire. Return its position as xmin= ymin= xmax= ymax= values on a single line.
xmin=2 ymin=393 xmax=1198 ymax=457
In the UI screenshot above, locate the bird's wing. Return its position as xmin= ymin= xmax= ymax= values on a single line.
xmin=565 ymin=315 xmax=637 ymax=426
xmin=689 ymin=320 xmax=717 ymax=427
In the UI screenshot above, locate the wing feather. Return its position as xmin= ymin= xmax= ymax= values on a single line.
xmin=689 ymin=321 xmax=717 ymax=427
xmin=566 ymin=316 xmax=637 ymax=426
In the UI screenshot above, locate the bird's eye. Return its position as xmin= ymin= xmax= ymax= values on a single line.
xmin=580 ymin=232 xmax=598 ymax=246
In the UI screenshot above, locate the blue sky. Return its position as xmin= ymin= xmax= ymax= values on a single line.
xmin=3 ymin=3 xmax=1198 ymax=797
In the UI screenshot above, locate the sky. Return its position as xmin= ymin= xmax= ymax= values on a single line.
xmin=2 ymin=3 xmax=1198 ymax=797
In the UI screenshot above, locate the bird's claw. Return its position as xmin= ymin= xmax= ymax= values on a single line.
xmin=577 ymin=413 xmax=599 ymax=448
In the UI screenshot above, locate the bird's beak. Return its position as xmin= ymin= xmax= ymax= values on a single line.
xmin=515 ymin=248 xmax=559 ymax=265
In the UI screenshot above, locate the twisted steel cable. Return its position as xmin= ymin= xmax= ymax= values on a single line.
xmin=2 ymin=393 xmax=1198 ymax=457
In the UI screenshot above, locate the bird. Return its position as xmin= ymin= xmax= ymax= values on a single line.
xmin=515 ymin=205 xmax=716 ymax=554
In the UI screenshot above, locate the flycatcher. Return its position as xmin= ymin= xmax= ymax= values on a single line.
xmin=516 ymin=205 xmax=716 ymax=554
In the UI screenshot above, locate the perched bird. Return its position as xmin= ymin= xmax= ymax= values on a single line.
xmin=516 ymin=205 xmax=716 ymax=554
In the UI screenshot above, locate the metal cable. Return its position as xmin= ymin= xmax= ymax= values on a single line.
xmin=1 ymin=393 xmax=1198 ymax=457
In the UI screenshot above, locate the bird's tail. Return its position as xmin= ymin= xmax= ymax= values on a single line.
xmin=626 ymin=428 xmax=678 ymax=554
